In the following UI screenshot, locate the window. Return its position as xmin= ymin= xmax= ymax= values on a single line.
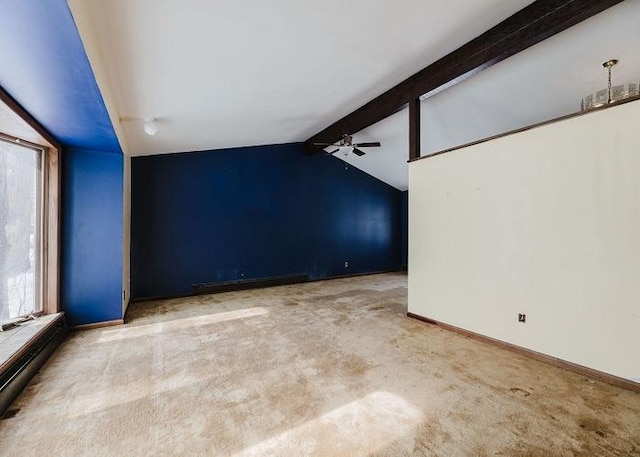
xmin=0 ymin=136 xmax=44 ymax=319
xmin=0 ymin=88 xmax=60 ymax=322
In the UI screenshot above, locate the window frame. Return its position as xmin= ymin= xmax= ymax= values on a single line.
xmin=0 ymin=87 xmax=61 ymax=316
xmin=0 ymin=134 xmax=45 ymax=317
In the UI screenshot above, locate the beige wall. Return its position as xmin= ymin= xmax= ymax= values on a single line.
xmin=409 ymin=100 xmax=640 ymax=382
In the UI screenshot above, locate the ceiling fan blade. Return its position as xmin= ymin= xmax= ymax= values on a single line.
xmin=352 ymin=148 xmax=366 ymax=156
xmin=328 ymin=149 xmax=340 ymax=154
xmin=314 ymin=142 xmax=338 ymax=147
xmin=353 ymin=142 xmax=381 ymax=148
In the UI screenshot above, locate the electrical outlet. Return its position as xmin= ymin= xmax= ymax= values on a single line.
xmin=344 ymin=261 xmax=349 ymax=268
xmin=518 ymin=313 xmax=526 ymax=323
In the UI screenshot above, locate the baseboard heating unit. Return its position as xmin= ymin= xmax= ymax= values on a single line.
xmin=0 ymin=313 xmax=67 ymax=416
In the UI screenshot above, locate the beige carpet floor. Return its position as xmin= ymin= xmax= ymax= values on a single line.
xmin=1 ymin=273 xmax=639 ymax=456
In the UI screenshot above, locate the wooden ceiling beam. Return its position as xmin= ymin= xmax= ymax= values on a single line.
xmin=408 ymin=98 xmax=420 ymax=161
xmin=305 ymin=0 xmax=624 ymax=154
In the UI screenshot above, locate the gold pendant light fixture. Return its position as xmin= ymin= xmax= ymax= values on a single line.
xmin=581 ymin=59 xmax=639 ymax=111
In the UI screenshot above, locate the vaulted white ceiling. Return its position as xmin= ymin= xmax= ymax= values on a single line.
xmin=340 ymin=0 xmax=640 ymax=190
xmin=68 ymin=0 xmax=534 ymax=158
xmin=68 ymin=0 xmax=640 ymax=192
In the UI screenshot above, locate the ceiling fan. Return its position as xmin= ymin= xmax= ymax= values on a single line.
xmin=314 ymin=134 xmax=381 ymax=157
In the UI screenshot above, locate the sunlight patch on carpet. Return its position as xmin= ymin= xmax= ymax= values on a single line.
xmin=233 ymin=391 xmax=423 ymax=456
xmin=97 ymin=307 xmax=269 ymax=343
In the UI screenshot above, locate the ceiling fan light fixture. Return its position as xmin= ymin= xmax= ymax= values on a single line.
xmin=143 ymin=118 xmax=159 ymax=136
xmin=314 ymin=133 xmax=381 ymax=157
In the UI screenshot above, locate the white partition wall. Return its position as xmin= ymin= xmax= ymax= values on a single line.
xmin=408 ymin=100 xmax=640 ymax=382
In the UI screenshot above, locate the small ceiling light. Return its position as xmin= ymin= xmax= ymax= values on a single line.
xmin=581 ymin=59 xmax=638 ymax=111
xmin=143 ymin=118 xmax=159 ymax=136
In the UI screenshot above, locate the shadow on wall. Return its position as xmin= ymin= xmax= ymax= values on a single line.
xmin=131 ymin=143 xmax=403 ymax=299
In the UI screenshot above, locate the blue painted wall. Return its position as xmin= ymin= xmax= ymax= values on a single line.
xmin=1 ymin=1 xmax=125 ymax=325
xmin=62 ymin=149 xmax=123 ymax=326
xmin=132 ymin=143 xmax=403 ymax=299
